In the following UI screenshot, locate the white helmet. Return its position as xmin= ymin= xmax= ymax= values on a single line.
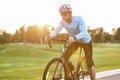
xmin=59 ymin=4 xmax=72 ymax=13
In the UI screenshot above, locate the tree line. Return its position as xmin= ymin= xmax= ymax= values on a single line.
xmin=0 ymin=24 xmax=120 ymax=44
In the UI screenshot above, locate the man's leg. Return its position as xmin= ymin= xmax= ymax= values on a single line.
xmin=63 ymin=42 xmax=80 ymax=78
xmin=83 ymin=42 xmax=96 ymax=80
xmin=64 ymin=59 xmax=71 ymax=78
xmin=88 ymin=66 xmax=96 ymax=80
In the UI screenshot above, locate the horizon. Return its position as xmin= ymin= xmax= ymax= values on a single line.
xmin=0 ymin=0 xmax=120 ymax=34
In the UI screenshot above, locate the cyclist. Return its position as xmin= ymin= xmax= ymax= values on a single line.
xmin=49 ymin=4 xmax=96 ymax=80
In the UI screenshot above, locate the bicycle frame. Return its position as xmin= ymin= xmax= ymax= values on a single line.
xmin=44 ymin=37 xmax=90 ymax=80
xmin=55 ymin=39 xmax=87 ymax=79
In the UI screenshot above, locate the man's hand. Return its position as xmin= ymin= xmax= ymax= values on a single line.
xmin=67 ymin=37 xmax=76 ymax=45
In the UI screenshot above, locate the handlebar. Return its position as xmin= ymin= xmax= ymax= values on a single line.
xmin=47 ymin=35 xmax=52 ymax=48
xmin=47 ymin=35 xmax=68 ymax=48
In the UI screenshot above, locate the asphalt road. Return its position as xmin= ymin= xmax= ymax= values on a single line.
xmin=97 ymin=74 xmax=120 ymax=80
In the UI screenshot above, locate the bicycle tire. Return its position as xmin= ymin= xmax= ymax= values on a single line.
xmin=43 ymin=58 xmax=66 ymax=80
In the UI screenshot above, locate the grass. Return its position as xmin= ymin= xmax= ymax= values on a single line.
xmin=93 ymin=43 xmax=120 ymax=71
xmin=0 ymin=43 xmax=120 ymax=80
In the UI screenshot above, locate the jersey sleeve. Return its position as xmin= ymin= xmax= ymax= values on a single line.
xmin=75 ymin=16 xmax=88 ymax=40
xmin=49 ymin=21 xmax=63 ymax=38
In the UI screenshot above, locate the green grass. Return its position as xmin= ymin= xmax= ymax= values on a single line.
xmin=93 ymin=43 xmax=120 ymax=71
xmin=0 ymin=43 xmax=120 ymax=80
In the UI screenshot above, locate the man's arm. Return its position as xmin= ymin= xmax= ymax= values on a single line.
xmin=49 ymin=26 xmax=63 ymax=38
xmin=75 ymin=17 xmax=88 ymax=40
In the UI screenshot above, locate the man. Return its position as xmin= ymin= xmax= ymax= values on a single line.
xmin=49 ymin=4 xmax=96 ymax=80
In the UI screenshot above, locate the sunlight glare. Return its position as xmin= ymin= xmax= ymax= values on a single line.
xmin=0 ymin=0 xmax=120 ymax=34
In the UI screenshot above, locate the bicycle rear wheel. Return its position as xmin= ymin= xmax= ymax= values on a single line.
xmin=43 ymin=58 xmax=66 ymax=80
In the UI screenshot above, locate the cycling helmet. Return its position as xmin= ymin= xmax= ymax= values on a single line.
xmin=59 ymin=4 xmax=72 ymax=14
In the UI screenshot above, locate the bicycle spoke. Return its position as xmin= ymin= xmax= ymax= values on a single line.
xmin=43 ymin=58 xmax=66 ymax=80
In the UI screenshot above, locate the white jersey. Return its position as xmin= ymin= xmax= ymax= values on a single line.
xmin=50 ymin=16 xmax=91 ymax=44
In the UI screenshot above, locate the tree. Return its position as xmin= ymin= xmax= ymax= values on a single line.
xmin=88 ymin=27 xmax=104 ymax=42
xmin=115 ymin=27 xmax=120 ymax=40
xmin=19 ymin=25 xmax=26 ymax=42
xmin=0 ymin=31 xmax=12 ymax=44
xmin=12 ymin=30 xmax=20 ymax=42
xmin=104 ymin=32 xmax=110 ymax=42
xmin=26 ymin=25 xmax=41 ymax=43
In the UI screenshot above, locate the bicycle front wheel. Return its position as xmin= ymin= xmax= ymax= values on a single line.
xmin=43 ymin=58 xmax=66 ymax=80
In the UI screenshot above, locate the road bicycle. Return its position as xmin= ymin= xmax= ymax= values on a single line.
xmin=42 ymin=37 xmax=90 ymax=80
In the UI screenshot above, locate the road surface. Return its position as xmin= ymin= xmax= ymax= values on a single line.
xmin=97 ymin=73 xmax=120 ymax=80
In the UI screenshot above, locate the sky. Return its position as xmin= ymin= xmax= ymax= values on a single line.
xmin=0 ymin=0 xmax=120 ymax=34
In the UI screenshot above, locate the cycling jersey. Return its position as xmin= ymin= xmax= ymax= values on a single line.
xmin=50 ymin=16 xmax=91 ymax=44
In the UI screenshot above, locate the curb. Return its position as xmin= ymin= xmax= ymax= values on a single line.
xmin=96 ymin=68 xmax=120 ymax=79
